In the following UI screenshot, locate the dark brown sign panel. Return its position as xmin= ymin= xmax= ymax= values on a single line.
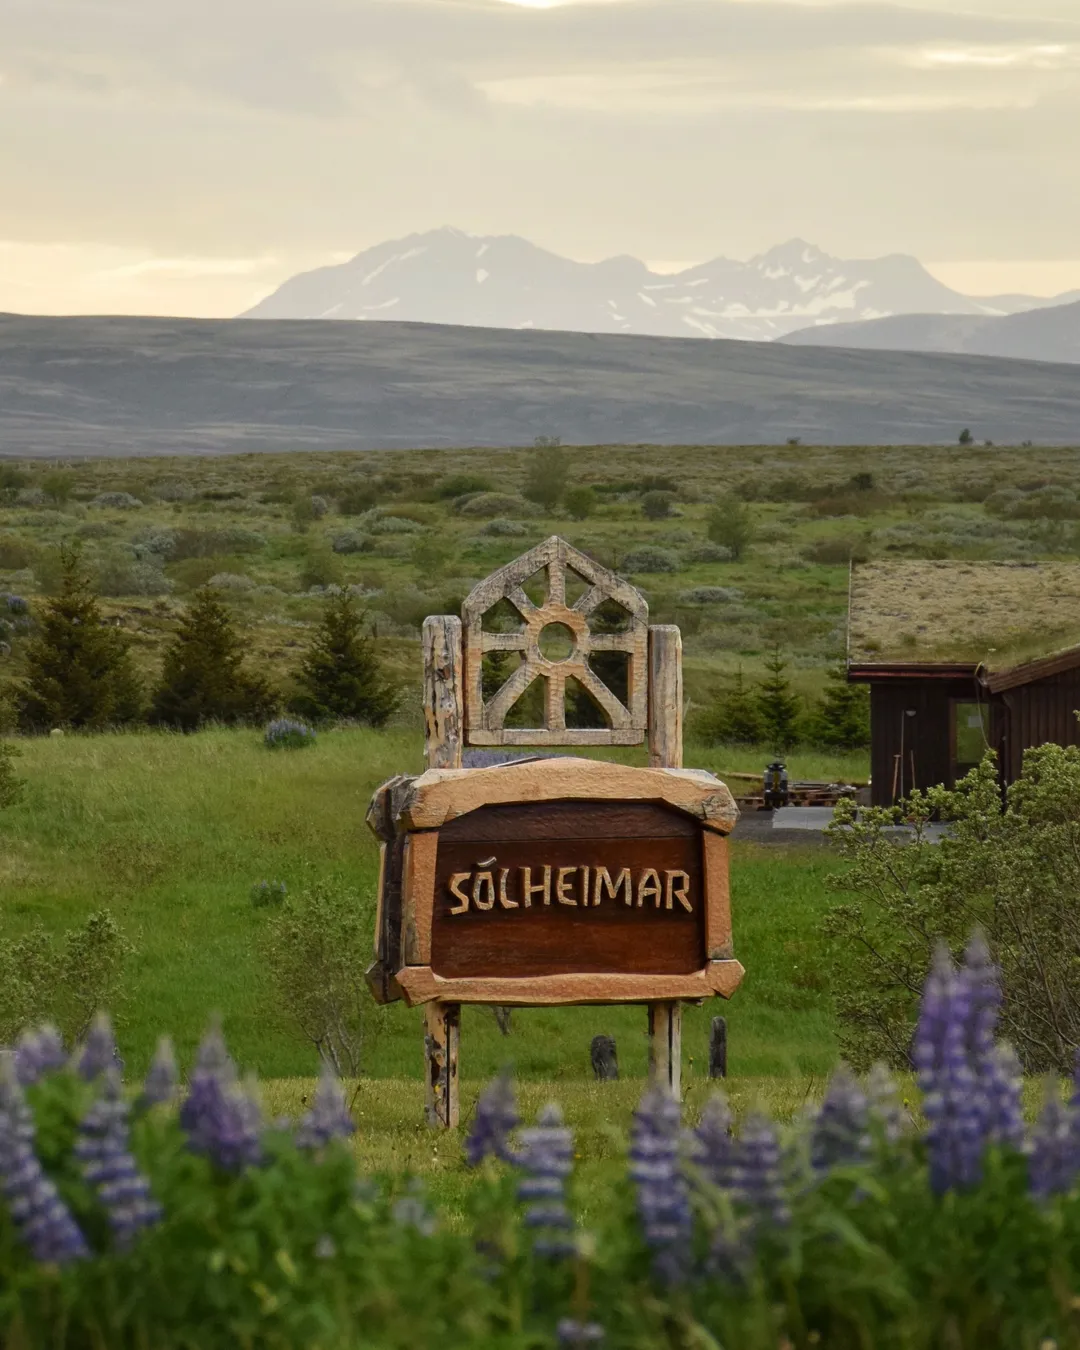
xmin=432 ymin=801 xmax=705 ymax=978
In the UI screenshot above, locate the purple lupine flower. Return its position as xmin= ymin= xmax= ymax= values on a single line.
xmin=74 ymin=1069 xmax=161 ymax=1248
xmin=810 ymin=1065 xmax=872 ymax=1174
xmin=392 ymin=1180 xmax=437 ymax=1237
xmin=179 ymin=1025 xmax=263 ymax=1172
xmin=0 ymin=1061 xmax=88 ymax=1264
xmin=465 ymin=1073 xmax=519 ymax=1167
xmin=735 ymin=1113 xmax=790 ymax=1232
xmin=557 ymin=1319 xmax=605 ymax=1346
xmin=692 ymin=1092 xmax=737 ymax=1191
xmin=866 ymin=1064 xmax=908 ymax=1146
xmin=1028 ymin=1087 xmax=1078 ymax=1200
xmin=296 ymin=1065 xmax=355 ymax=1150
xmin=982 ymin=1042 xmax=1024 ymax=1150
xmin=14 ymin=1025 xmax=67 ymax=1087
xmin=914 ymin=944 xmax=986 ymax=1194
xmin=628 ymin=1086 xmax=691 ymax=1284
xmin=517 ymin=1103 xmax=576 ymax=1259
xmin=138 ymin=1037 xmax=178 ymax=1110
xmin=962 ymin=931 xmax=1000 ymax=1064
xmin=77 ymin=1012 xmax=121 ymax=1082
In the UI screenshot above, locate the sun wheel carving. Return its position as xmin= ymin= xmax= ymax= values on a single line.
xmin=462 ymin=536 xmax=649 ymax=746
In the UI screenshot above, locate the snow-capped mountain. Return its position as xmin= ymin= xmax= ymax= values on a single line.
xmin=240 ymin=227 xmax=1054 ymax=342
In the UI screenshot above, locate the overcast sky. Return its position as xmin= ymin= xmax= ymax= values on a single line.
xmin=3 ymin=0 xmax=1078 ymax=315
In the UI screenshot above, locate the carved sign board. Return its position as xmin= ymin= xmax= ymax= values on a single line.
xmin=367 ymin=758 xmax=744 ymax=1008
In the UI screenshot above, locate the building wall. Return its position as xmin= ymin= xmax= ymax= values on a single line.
xmin=869 ymin=678 xmax=981 ymax=806
xmin=998 ymin=673 xmax=1080 ymax=783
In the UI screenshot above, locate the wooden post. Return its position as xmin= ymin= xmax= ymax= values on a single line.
xmin=648 ymin=1001 xmax=682 ymax=1097
xmin=423 ymin=616 xmax=464 ymax=772
xmin=424 ymin=1001 xmax=460 ymax=1128
xmin=590 ymin=1034 xmax=619 ymax=1081
xmin=647 ymin=627 xmax=683 ymax=1092
xmin=647 ymin=625 xmax=683 ymax=770
xmin=709 ymin=1016 xmax=728 ymax=1079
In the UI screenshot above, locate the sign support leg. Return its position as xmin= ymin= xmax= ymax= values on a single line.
xmin=424 ymin=1001 xmax=460 ymax=1128
xmin=648 ymin=1000 xmax=682 ymax=1098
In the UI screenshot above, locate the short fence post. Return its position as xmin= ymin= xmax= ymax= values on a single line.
xmin=590 ymin=1034 xmax=619 ymax=1080
xmin=423 ymin=615 xmax=464 ymax=772
xmin=709 ymin=1016 xmax=728 ymax=1079
xmin=424 ymin=1001 xmax=460 ymax=1128
xmin=647 ymin=1001 xmax=682 ymax=1098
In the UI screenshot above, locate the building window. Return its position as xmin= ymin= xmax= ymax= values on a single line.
xmin=952 ymin=701 xmax=989 ymax=784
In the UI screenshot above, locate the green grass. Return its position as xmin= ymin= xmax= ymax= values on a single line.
xmin=1 ymin=726 xmax=840 ymax=1082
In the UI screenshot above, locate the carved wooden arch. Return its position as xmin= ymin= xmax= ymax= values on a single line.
xmin=462 ymin=535 xmax=649 ymax=746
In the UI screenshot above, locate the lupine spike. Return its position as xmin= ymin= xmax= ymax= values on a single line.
xmin=74 ymin=1069 xmax=161 ymax=1248
xmin=810 ymin=1065 xmax=872 ymax=1174
xmin=77 ymin=1012 xmax=120 ymax=1082
xmin=692 ymin=1092 xmax=737 ymax=1191
xmin=735 ymin=1112 xmax=790 ymax=1232
xmin=517 ymin=1103 xmax=576 ymax=1259
xmin=1028 ymin=1082 xmax=1078 ymax=1200
xmin=179 ymin=1025 xmax=263 ymax=1172
xmin=14 ymin=1025 xmax=67 ymax=1087
xmin=296 ymin=1064 xmax=355 ymax=1150
xmin=866 ymin=1064 xmax=907 ymax=1146
xmin=629 ymin=1086 xmax=691 ymax=1284
xmin=982 ymin=1042 xmax=1024 ymax=1150
xmin=0 ymin=1061 xmax=88 ymax=1264
xmin=464 ymin=1072 xmax=519 ymax=1167
xmin=138 ymin=1037 xmax=179 ymax=1109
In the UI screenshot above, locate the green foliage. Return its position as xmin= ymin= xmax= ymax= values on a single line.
xmin=641 ymin=489 xmax=677 ymax=521
xmin=0 ymin=910 xmax=128 ymax=1044
xmin=959 ymin=428 xmax=975 ymax=445
xmin=17 ymin=547 xmax=143 ymax=732
xmin=522 ymin=445 xmax=569 ymax=512
xmin=756 ymin=647 xmax=801 ymax=753
xmin=298 ymin=542 xmax=344 ymax=591
xmin=40 ymin=470 xmax=76 ymax=506
xmin=695 ymin=669 xmax=763 ymax=746
xmin=150 ymin=587 xmax=278 ymax=731
xmin=826 ymin=745 xmax=1080 ymax=1072
xmin=289 ymin=591 xmax=398 ymax=727
xmin=706 ymin=495 xmax=754 ymax=561
xmin=434 ymin=472 xmax=495 ymax=500
xmin=810 ymin=665 xmax=870 ymax=750
xmin=0 ymin=741 xmax=24 ymax=809
xmin=260 ymin=879 xmax=377 ymax=1076
xmin=563 ymin=485 xmax=596 ymax=520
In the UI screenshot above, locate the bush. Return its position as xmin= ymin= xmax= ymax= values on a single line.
xmin=331 ymin=530 xmax=375 ymax=555
xmin=261 ymin=879 xmax=376 ymax=1076
xmin=688 ymin=542 xmax=734 ymax=563
xmin=455 ymin=492 xmax=535 ymax=519
xmin=205 ymin=571 xmax=254 ymax=592
xmin=152 ymin=478 xmax=196 ymax=502
xmin=40 ymin=470 xmax=76 ymax=505
xmin=478 ymin=518 xmax=527 ymax=537
xmin=90 ymin=492 xmax=142 ymax=510
xmin=678 ymin=586 xmax=744 ymax=605
xmin=263 ymin=718 xmax=316 ymax=750
xmin=641 ymin=489 xmax=677 ymax=521
xmin=0 ymin=741 xmax=23 ymax=809
xmin=522 ymin=445 xmax=569 ymax=512
xmin=250 ymin=879 xmax=287 ymax=907
xmin=693 ymin=668 xmax=763 ymax=745
xmin=706 ymin=496 xmax=754 ymax=560
xmin=288 ymin=591 xmax=398 ymax=727
xmin=0 ymin=534 xmax=37 ymax=570
xmin=825 ymin=744 xmax=1080 ymax=1073
xmin=299 ymin=544 xmax=344 ymax=591
xmin=801 ymin=536 xmax=871 ymax=565
xmin=149 ymin=587 xmax=278 ymax=731
xmin=94 ymin=554 xmax=173 ymax=598
xmin=17 ymin=547 xmax=143 ymax=732
xmin=434 ymin=472 xmax=495 ymax=500
xmin=165 ymin=528 xmax=266 ymax=561
xmin=563 ymin=485 xmax=596 ymax=521
xmin=621 ymin=546 xmax=680 ymax=574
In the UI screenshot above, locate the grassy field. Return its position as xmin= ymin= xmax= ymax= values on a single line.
xmin=4 ymin=441 xmax=1080 ymax=719
xmin=1 ymin=726 xmax=844 ymax=1083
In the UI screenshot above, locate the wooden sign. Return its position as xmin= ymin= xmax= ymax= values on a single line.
xmin=366 ymin=537 xmax=743 ymax=1126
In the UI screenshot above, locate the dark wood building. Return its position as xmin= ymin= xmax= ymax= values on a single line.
xmin=848 ymin=562 xmax=1080 ymax=806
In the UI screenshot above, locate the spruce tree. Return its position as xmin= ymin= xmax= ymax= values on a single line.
xmin=756 ymin=647 xmax=802 ymax=752
xmin=288 ymin=590 xmax=398 ymax=726
xmin=698 ymin=668 xmax=763 ymax=746
xmin=17 ymin=546 xmax=143 ymax=731
xmin=150 ymin=586 xmax=278 ymax=731
xmin=813 ymin=664 xmax=870 ymax=750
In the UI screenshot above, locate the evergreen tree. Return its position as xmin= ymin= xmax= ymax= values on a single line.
xmin=17 ymin=546 xmax=143 ymax=731
xmin=812 ymin=664 xmax=870 ymax=750
xmin=697 ymin=668 xmax=763 ymax=746
xmin=756 ymin=647 xmax=802 ymax=752
xmin=288 ymin=590 xmax=398 ymax=726
xmin=150 ymin=586 xmax=278 ymax=731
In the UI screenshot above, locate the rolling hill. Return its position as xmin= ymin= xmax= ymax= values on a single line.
xmin=1 ymin=313 xmax=1078 ymax=458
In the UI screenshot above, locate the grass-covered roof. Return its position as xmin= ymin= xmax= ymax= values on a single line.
xmin=848 ymin=561 xmax=1080 ymax=668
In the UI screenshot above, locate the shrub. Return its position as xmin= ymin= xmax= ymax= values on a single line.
xmin=801 ymin=536 xmax=871 ymax=565
xmin=563 ymin=485 xmax=596 ymax=521
xmin=149 ymin=587 xmax=278 ymax=731
xmin=522 ymin=446 xmax=569 ymax=512
xmin=688 ymin=542 xmax=734 ymax=563
xmin=261 ymin=879 xmax=376 ymax=1076
xmin=205 ymin=571 xmax=254 ymax=592
xmin=94 ymin=554 xmax=173 ymax=597
xmin=263 ymin=718 xmax=316 ymax=750
xmin=678 ymin=586 xmax=744 ymax=605
xmin=693 ymin=668 xmax=763 ymax=745
xmin=0 ymin=534 xmax=36 ymax=570
xmin=637 ymin=473 xmax=679 ymax=494
xmin=825 ymin=745 xmax=1080 ymax=1073
xmin=756 ymin=647 xmax=801 ymax=752
xmin=622 ymin=546 xmax=680 ymax=574
xmin=456 ymin=492 xmax=535 ymax=519
xmin=479 ymin=518 xmax=527 ymax=537
xmin=0 ymin=741 xmax=23 ymax=809
xmin=166 ymin=527 xmax=266 ymax=561
xmin=706 ymin=496 xmax=754 ymax=560
xmin=368 ymin=515 xmax=424 ymax=535
xmin=16 ymin=548 xmax=143 ymax=732
xmin=434 ymin=472 xmax=495 ymax=500
xmin=310 ymin=494 xmax=330 ymax=519
xmin=40 ymin=470 xmax=76 ymax=505
xmin=288 ymin=591 xmax=398 ymax=727
xmin=299 ymin=544 xmax=344 ymax=591
xmin=641 ymin=490 xmax=677 ymax=521
xmin=331 ymin=530 xmax=375 ymax=555
xmin=250 ymin=879 xmax=287 ymax=907
xmin=90 ymin=492 xmax=142 ymax=510
xmin=152 ymin=478 xmax=195 ymax=502
xmin=808 ymin=664 xmax=870 ymax=749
